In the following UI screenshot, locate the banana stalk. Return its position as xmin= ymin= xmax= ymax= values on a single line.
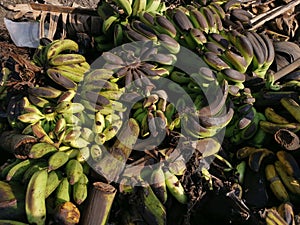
xmin=81 ymin=182 xmax=117 ymax=225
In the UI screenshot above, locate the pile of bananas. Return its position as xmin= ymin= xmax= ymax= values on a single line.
xmin=0 ymin=0 xmax=300 ymax=224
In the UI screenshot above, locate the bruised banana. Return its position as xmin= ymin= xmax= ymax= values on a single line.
xmin=28 ymin=142 xmax=57 ymax=159
xmin=25 ymin=169 xmax=48 ymax=225
xmin=49 ymin=54 xmax=86 ymax=66
xmin=46 ymin=39 xmax=79 ymax=60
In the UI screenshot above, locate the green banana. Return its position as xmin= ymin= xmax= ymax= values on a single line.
xmin=25 ymin=169 xmax=48 ymax=225
xmin=48 ymin=151 xmax=69 ymax=171
xmin=150 ymin=166 xmax=167 ymax=204
xmin=22 ymin=160 xmax=48 ymax=184
xmin=132 ymin=0 xmax=147 ymax=17
xmin=45 ymin=170 xmax=64 ymax=198
xmin=46 ymin=39 xmax=79 ymax=60
xmin=65 ymin=159 xmax=83 ymax=185
xmin=46 ymin=68 xmax=77 ymax=90
xmin=28 ymin=142 xmax=57 ymax=159
xmin=1 ymin=159 xmax=22 ymax=179
xmin=72 ymin=174 xmax=88 ymax=205
xmin=55 ymin=177 xmax=71 ymax=206
xmin=6 ymin=159 xmax=33 ymax=181
xmin=112 ymin=0 xmax=132 ymax=16
xmin=164 ymin=169 xmax=187 ymax=204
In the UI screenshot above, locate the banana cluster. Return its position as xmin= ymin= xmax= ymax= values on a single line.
xmin=202 ymin=29 xmax=275 ymax=80
xmin=225 ymin=103 xmax=267 ymax=147
xmin=264 ymin=203 xmax=296 ymax=225
xmin=33 ymin=39 xmax=90 ymax=90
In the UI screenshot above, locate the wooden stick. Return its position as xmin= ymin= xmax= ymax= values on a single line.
xmin=249 ymin=0 xmax=300 ymax=31
xmin=273 ymin=57 xmax=300 ymax=82
xmin=81 ymin=182 xmax=117 ymax=225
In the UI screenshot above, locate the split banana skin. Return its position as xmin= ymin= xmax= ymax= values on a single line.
xmin=0 ymin=0 xmax=299 ymax=224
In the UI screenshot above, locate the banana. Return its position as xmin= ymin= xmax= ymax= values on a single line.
xmin=49 ymin=54 xmax=86 ymax=66
xmin=132 ymin=0 xmax=147 ymax=17
xmin=65 ymin=159 xmax=83 ymax=185
xmin=28 ymin=94 xmax=49 ymax=108
xmin=275 ymin=161 xmax=300 ymax=195
xmin=188 ymin=9 xmax=209 ymax=33
xmin=55 ymin=177 xmax=71 ymax=206
xmin=150 ymin=165 xmax=167 ymax=204
xmin=54 ymin=62 xmax=89 ymax=75
xmin=28 ymin=142 xmax=57 ymax=159
xmin=189 ymin=28 xmax=207 ymax=45
xmin=131 ymin=20 xmax=157 ymax=41
xmin=112 ymin=0 xmax=132 ymax=16
xmin=277 ymin=151 xmax=300 ymax=179
xmin=103 ymin=119 xmax=123 ymax=141
xmin=0 ymin=158 xmax=22 ymax=179
xmin=25 ymin=169 xmax=48 ymax=225
xmin=46 ymin=39 xmax=79 ymax=60
xmin=154 ymin=14 xmax=177 ymax=38
xmin=28 ymin=86 xmax=62 ymax=99
xmin=157 ymin=33 xmax=180 ymax=54
xmin=48 ymin=151 xmax=69 ymax=171
xmin=84 ymin=69 xmax=114 ymax=83
xmin=280 ymin=98 xmax=300 ymax=123
xmin=6 ymin=159 xmax=33 ymax=181
xmin=113 ymin=23 xmax=124 ymax=47
xmin=277 ymin=202 xmax=295 ymax=225
xmin=248 ymin=148 xmax=274 ymax=172
xmin=17 ymin=112 xmax=45 ymax=124
xmin=46 ymin=68 xmax=77 ymax=90
xmin=265 ymin=164 xmax=290 ymax=202
xmin=48 ymin=66 xmax=84 ymax=83
xmin=139 ymin=11 xmax=155 ymax=26
xmin=209 ymin=2 xmax=226 ymax=19
xmin=45 ymin=170 xmax=63 ymax=198
xmin=21 ymin=96 xmax=43 ymax=115
xmin=55 ymin=102 xmax=85 ymax=114
xmin=230 ymin=9 xmax=252 ymax=24
xmin=72 ymin=174 xmax=88 ymax=205
xmin=172 ymin=9 xmax=194 ymax=33
xmin=31 ymin=122 xmax=54 ymax=145
xmin=265 ymin=107 xmax=289 ymax=124
xmin=265 ymin=208 xmax=289 ymax=225
xmin=201 ymin=7 xmax=218 ymax=33
xmin=22 ymin=160 xmax=48 ymax=184
xmin=138 ymin=185 xmax=166 ymax=225
xmin=164 ymin=169 xmax=187 ymax=204
xmin=146 ymin=0 xmax=161 ymax=12
xmin=203 ymin=52 xmax=231 ymax=71
xmin=260 ymin=121 xmax=300 ymax=134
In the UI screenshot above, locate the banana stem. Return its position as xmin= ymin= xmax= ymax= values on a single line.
xmin=250 ymin=0 xmax=300 ymax=31
xmin=273 ymin=58 xmax=300 ymax=82
xmin=80 ymin=182 xmax=117 ymax=225
xmin=0 ymin=131 xmax=37 ymax=158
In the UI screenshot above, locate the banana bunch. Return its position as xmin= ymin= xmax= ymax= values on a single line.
xmin=202 ymin=29 xmax=275 ymax=79
xmin=260 ymin=98 xmax=300 ymax=136
xmin=32 ymin=39 xmax=90 ymax=90
xmin=180 ymin=79 xmax=234 ymax=139
xmin=225 ymin=103 xmax=268 ymax=147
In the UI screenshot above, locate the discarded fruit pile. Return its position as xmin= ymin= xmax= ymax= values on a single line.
xmin=0 ymin=0 xmax=300 ymax=224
